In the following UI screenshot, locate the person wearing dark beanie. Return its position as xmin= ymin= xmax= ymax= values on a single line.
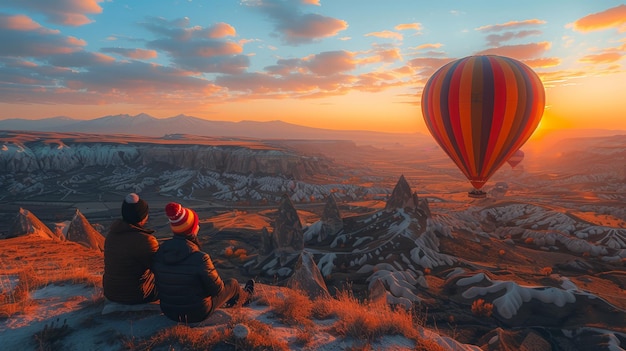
xmin=103 ymin=193 xmax=159 ymax=304
xmin=121 ymin=193 xmax=149 ymax=224
xmin=152 ymin=202 xmax=254 ymax=323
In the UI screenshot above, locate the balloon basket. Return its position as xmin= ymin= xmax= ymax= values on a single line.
xmin=468 ymin=190 xmax=487 ymax=198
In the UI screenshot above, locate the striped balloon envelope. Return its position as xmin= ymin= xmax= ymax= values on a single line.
xmin=421 ymin=55 xmax=544 ymax=192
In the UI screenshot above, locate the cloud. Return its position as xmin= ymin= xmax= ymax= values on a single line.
xmin=46 ymin=51 xmax=116 ymax=67
xmin=263 ymin=50 xmax=357 ymax=76
xmin=395 ymin=23 xmax=422 ymax=32
xmin=359 ymin=45 xmax=403 ymax=65
xmin=2 ymin=0 xmax=103 ymax=26
xmin=476 ymin=19 xmax=546 ymax=33
xmin=141 ymin=17 xmax=249 ymax=74
xmin=365 ymin=30 xmax=403 ymax=41
xmin=474 ymin=42 xmax=552 ymax=60
xmin=214 ymin=47 xmax=414 ymax=99
xmin=0 ymin=14 xmax=85 ymax=56
xmin=410 ymin=43 xmax=443 ymax=51
xmin=100 ymin=48 xmax=158 ymax=60
xmin=0 ymin=59 xmax=222 ymax=107
xmin=523 ymin=57 xmax=561 ymax=69
xmin=65 ymin=61 xmax=212 ymax=92
xmin=407 ymin=57 xmax=456 ymax=79
xmin=170 ymin=55 xmax=250 ymax=75
xmin=0 ymin=13 xmax=43 ymax=31
xmin=246 ymin=0 xmax=347 ymax=45
xmin=578 ymin=52 xmax=623 ymax=64
xmin=264 ymin=58 xmax=302 ymax=76
xmin=570 ymin=4 xmax=626 ymax=33
xmin=141 ymin=18 xmax=237 ymax=41
xmin=304 ymin=51 xmax=357 ymax=75
xmin=214 ymin=70 xmax=354 ymax=98
xmin=372 ymin=47 xmax=403 ymax=63
xmin=205 ymin=22 xmax=237 ymax=38
xmin=0 ymin=57 xmax=72 ymax=88
xmin=353 ymin=71 xmax=407 ymax=93
xmin=485 ymin=30 xmax=542 ymax=47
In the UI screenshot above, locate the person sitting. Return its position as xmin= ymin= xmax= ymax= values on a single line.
xmin=103 ymin=193 xmax=159 ymax=304
xmin=152 ymin=202 xmax=254 ymax=323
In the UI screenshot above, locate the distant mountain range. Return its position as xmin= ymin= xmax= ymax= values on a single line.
xmin=0 ymin=113 xmax=428 ymax=147
xmin=2 ymin=113 xmax=624 ymax=149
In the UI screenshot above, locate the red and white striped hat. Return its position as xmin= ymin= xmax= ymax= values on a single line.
xmin=165 ymin=202 xmax=199 ymax=235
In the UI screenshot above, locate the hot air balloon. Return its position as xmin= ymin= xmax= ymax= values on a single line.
xmin=507 ymin=149 xmax=525 ymax=169
xmin=421 ymin=55 xmax=544 ymax=198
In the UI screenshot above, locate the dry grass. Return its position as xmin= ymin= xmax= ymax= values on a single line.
xmin=123 ymin=324 xmax=225 ymax=350
xmin=540 ymin=266 xmax=553 ymax=276
xmin=125 ymin=310 xmax=289 ymax=351
xmin=0 ymin=259 xmax=101 ymax=319
xmin=414 ymin=338 xmax=449 ymax=351
xmin=258 ymin=286 xmax=314 ymax=326
xmin=294 ymin=325 xmax=316 ymax=347
xmin=0 ymin=236 xmax=104 ymax=318
xmin=124 ymin=286 xmax=429 ymax=350
xmin=327 ymin=290 xmax=421 ymax=343
xmin=33 ymin=318 xmax=73 ymax=351
xmin=228 ymin=315 xmax=290 ymax=351
xmin=0 ymin=267 xmax=39 ymax=318
xmin=471 ymin=298 xmax=493 ymax=317
xmin=224 ymin=246 xmax=249 ymax=261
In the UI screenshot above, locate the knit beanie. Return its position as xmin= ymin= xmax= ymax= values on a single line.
xmin=121 ymin=193 xmax=149 ymax=224
xmin=165 ymin=202 xmax=199 ymax=235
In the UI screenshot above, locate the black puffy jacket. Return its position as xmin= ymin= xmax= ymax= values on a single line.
xmin=103 ymin=220 xmax=159 ymax=304
xmin=152 ymin=235 xmax=224 ymax=323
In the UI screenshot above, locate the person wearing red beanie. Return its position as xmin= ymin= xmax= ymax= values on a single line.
xmin=152 ymin=202 xmax=254 ymax=323
xmin=103 ymin=193 xmax=159 ymax=304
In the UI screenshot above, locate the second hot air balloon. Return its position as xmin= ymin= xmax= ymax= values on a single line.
xmin=421 ymin=55 xmax=544 ymax=197
xmin=507 ymin=149 xmax=525 ymax=169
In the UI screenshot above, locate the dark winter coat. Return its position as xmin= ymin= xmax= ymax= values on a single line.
xmin=103 ymin=220 xmax=159 ymax=304
xmin=152 ymin=235 xmax=225 ymax=323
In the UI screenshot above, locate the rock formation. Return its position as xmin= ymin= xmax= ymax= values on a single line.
xmin=65 ymin=209 xmax=105 ymax=251
xmin=0 ymin=133 xmax=330 ymax=180
xmin=385 ymin=174 xmax=414 ymax=211
xmin=319 ymin=194 xmax=343 ymax=242
xmin=286 ymin=251 xmax=330 ymax=299
xmin=259 ymin=227 xmax=273 ymax=256
xmin=272 ymin=194 xmax=304 ymax=253
xmin=444 ymin=271 xmax=626 ymax=328
xmin=249 ymin=194 xmax=306 ymax=279
xmin=5 ymin=208 xmax=61 ymax=240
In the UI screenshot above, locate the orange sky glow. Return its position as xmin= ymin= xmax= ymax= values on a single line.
xmin=0 ymin=2 xmax=624 ymax=135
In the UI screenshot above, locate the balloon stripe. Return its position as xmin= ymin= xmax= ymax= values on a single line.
xmin=423 ymin=69 xmax=446 ymax=153
xmin=524 ymin=64 xmax=545 ymax=137
xmin=477 ymin=56 xmax=495 ymax=177
xmin=483 ymin=59 xmax=518 ymax=174
xmin=423 ymin=62 xmax=469 ymax=178
xmin=470 ymin=57 xmax=483 ymax=175
xmin=448 ymin=59 xmax=472 ymax=176
xmin=431 ymin=66 xmax=460 ymax=166
xmin=483 ymin=57 xmax=507 ymax=174
xmin=460 ymin=57 xmax=477 ymax=176
xmin=496 ymin=60 xmax=530 ymax=168
xmin=431 ymin=64 xmax=458 ymax=167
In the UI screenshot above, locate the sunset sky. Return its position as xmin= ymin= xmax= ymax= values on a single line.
xmin=0 ymin=1 xmax=624 ymax=134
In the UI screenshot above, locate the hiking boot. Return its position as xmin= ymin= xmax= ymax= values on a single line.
xmin=223 ymin=280 xmax=255 ymax=308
